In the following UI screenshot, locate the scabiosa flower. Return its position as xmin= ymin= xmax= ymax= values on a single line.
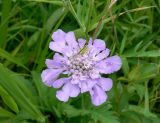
xmin=41 ymin=29 xmax=122 ymax=106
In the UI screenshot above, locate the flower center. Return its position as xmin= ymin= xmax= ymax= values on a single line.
xmin=68 ymin=54 xmax=93 ymax=75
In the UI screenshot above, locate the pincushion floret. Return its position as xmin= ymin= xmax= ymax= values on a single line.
xmin=41 ymin=29 xmax=122 ymax=106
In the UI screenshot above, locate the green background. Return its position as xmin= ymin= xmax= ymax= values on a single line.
xmin=0 ymin=0 xmax=160 ymax=123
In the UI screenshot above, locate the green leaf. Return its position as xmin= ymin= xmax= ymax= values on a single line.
xmin=31 ymin=71 xmax=50 ymax=109
xmin=0 ymin=64 xmax=45 ymax=122
xmin=0 ymin=107 xmax=15 ymax=118
xmin=29 ymin=0 xmax=63 ymax=6
xmin=90 ymin=109 xmax=119 ymax=123
xmin=123 ymin=50 xmax=160 ymax=57
xmin=58 ymin=104 xmax=89 ymax=118
xmin=27 ymin=31 xmax=40 ymax=47
xmin=128 ymin=84 xmax=145 ymax=101
xmin=128 ymin=63 xmax=158 ymax=82
xmin=0 ymin=0 xmax=12 ymax=47
xmin=0 ymin=48 xmax=29 ymax=71
xmin=58 ymin=103 xmax=119 ymax=123
xmin=0 ymin=85 xmax=19 ymax=113
xmin=120 ymin=111 xmax=143 ymax=123
xmin=128 ymin=65 xmax=141 ymax=82
xmin=151 ymin=118 xmax=160 ymax=123
xmin=129 ymin=105 xmax=158 ymax=119
xmin=46 ymin=8 xmax=67 ymax=33
xmin=137 ymin=50 xmax=160 ymax=57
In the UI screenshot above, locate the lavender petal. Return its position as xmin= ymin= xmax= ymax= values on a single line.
xmin=90 ymin=85 xmax=107 ymax=106
xmin=97 ymin=78 xmax=113 ymax=91
xmin=41 ymin=69 xmax=63 ymax=87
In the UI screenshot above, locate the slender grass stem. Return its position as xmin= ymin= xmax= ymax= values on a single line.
xmin=80 ymin=0 xmax=117 ymax=54
xmin=145 ymin=81 xmax=150 ymax=112
xmin=92 ymin=0 xmax=117 ymax=41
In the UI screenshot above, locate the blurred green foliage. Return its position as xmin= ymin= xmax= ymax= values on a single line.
xmin=0 ymin=0 xmax=160 ymax=123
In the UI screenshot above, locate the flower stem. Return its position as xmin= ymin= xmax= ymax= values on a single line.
xmin=81 ymin=94 xmax=85 ymax=123
xmin=81 ymin=94 xmax=85 ymax=109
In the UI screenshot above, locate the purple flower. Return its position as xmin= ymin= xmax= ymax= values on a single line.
xmin=41 ymin=29 xmax=122 ymax=106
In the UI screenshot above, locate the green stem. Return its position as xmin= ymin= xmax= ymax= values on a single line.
xmin=81 ymin=94 xmax=85 ymax=109
xmin=145 ymin=81 xmax=149 ymax=112
xmin=81 ymin=94 xmax=85 ymax=123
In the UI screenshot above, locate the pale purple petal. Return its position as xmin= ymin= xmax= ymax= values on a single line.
xmin=78 ymin=79 xmax=97 ymax=93
xmin=56 ymin=90 xmax=69 ymax=102
xmin=45 ymin=59 xmax=63 ymax=69
xmin=88 ymin=45 xmax=100 ymax=57
xmin=62 ymin=83 xmax=79 ymax=97
xmin=56 ymin=82 xmax=80 ymax=101
xmin=63 ymin=46 xmax=75 ymax=57
xmin=49 ymin=41 xmax=66 ymax=53
xmin=79 ymin=82 xmax=88 ymax=93
xmin=88 ymin=38 xmax=107 ymax=57
xmin=62 ymin=83 xmax=80 ymax=97
xmin=56 ymin=83 xmax=71 ymax=102
xmin=69 ymin=84 xmax=80 ymax=97
xmin=71 ymin=79 xmax=79 ymax=84
xmin=97 ymin=78 xmax=113 ymax=91
xmin=96 ymin=55 xmax=122 ymax=74
xmin=41 ymin=69 xmax=63 ymax=87
xmin=53 ymin=53 xmax=68 ymax=63
xmin=54 ymin=53 xmax=64 ymax=60
xmin=93 ymin=39 xmax=106 ymax=51
xmin=88 ymin=38 xmax=93 ymax=46
xmin=86 ymin=79 xmax=97 ymax=89
xmin=88 ymin=39 xmax=99 ymax=56
xmin=95 ymin=60 xmax=106 ymax=73
xmin=78 ymin=38 xmax=86 ymax=49
xmin=90 ymin=85 xmax=107 ymax=106
xmin=103 ymin=55 xmax=122 ymax=74
xmin=89 ymin=69 xmax=100 ymax=79
xmin=52 ymin=78 xmax=70 ymax=88
xmin=52 ymin=29 xmax=66 ymax=43
xmin=65 ymin=32 xmax=78 ymax=49
xmin=95 ymin=49 xmax=110 ymax=61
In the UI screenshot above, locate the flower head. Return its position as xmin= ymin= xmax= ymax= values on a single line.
xmin=41 ymin=29 xmax=122 ymax=106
